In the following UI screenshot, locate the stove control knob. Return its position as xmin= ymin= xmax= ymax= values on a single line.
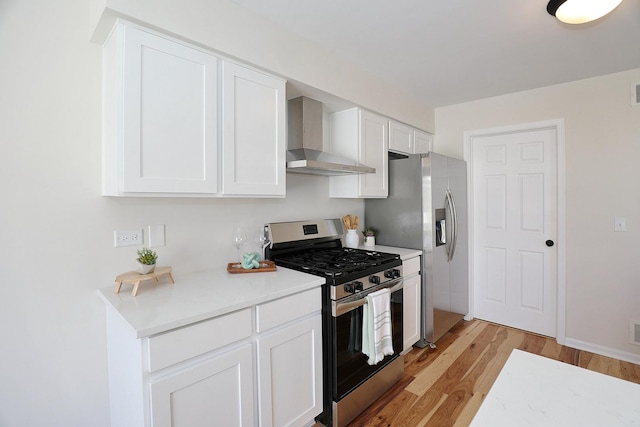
xmin=369 ymin=275 xmax=380 ymax=284
xmin=344 ymin=282 xmax=363 ymax=294
xmin=384 ymin=269 xmax=401 ymax=278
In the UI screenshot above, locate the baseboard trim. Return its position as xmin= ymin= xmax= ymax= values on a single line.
xmin=564 ymin=337 xmax=640 ymax=365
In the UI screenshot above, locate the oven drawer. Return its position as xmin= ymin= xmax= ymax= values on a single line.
xmin=146 ymin=308 xmax=252 ymax=372
xmin=256 ymin=287 xmax=321 ymax=332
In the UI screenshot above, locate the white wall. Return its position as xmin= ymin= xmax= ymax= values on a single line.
xmin=0 ymin=1 xmax=372 ymax=426
xmin=435 ymin=69 xmax=640 ymax=361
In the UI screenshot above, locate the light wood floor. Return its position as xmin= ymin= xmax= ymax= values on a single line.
xmin=323 ymin=319 xmax=640 ymax=427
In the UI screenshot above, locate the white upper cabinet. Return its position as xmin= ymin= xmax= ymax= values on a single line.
xmin=389 ymin=119 xmax=433 ymax=156
xmin=389 ymin=120 xmax=413 ymax=154
xmin=103 ymin=23 xmax=218 ymax=196
xmin=102 ymin=21 xmax=286 ymax=197
xmin=413 ymin=129 xmax=433 ymax=154
xmin=221 ymin=62 xmax=286 ymax=197
xmin=329 ymin=108 xmax=389 ymax=198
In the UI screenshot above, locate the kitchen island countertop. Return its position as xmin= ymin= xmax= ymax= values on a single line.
xmin=470 ymin=349 xmax=640 ymax=426
xmin=98 ymin=265 xmax=324 ymax=338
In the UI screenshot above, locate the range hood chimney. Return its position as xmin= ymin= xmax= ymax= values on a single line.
xmin=286 ymin=96 xmax=376 ymax=175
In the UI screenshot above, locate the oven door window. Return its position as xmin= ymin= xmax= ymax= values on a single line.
xmin=333 ymin=289 xmax=403 ymax=400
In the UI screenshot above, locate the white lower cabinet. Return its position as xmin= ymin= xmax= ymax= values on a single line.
xmin=150 ymin=345 xmax=254 ymax=427
xmin=257 ymin=315 xmax=323 ymax=427
xmin=403 ymin=255 xmax=422 ymax=353
xmin=104 ymin=288 xmax=322 ymax=427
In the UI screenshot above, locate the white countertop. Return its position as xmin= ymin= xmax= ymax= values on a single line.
xmin=357 ymin=244 xmax=422 ymax=261
xmin=98 ymin=266 xmax=324 ymax=338
xmin=470 ymin=349 xmax=640 ymax=426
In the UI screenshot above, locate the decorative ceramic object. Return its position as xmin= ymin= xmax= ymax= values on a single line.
xmin=362 ymin=227 xmax=376 ymax=247
xmin=136 ymin=248 xmax=158 ymax=274
xmin=345 ymin=229 xmax=359 ymax=248
xmin=136 ymin=261 xmax=156 ymax=274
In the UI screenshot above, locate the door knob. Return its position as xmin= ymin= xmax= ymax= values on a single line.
xmin=546 ymin=240 xmax=554 ymax=247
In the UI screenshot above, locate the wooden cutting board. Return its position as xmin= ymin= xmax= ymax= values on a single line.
xmin=227 ymin=260 xmax=277 ymax=274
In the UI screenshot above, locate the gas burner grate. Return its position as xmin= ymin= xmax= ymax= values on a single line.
xmin=274 ymin=247 xmax=399 ymax=279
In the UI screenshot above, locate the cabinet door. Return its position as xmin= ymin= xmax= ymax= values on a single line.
xmin=389 ymin=120 xmax=413 ymax=154
xmin=150 ymin=345 xmax=254 ymax=427
xmin=403 ymin=273 xmax=421 ymax=353
xmin=413 ymin=129 xmax=433 ymax=154
xmin=221 ymin=62 xmax=286 ymax=196
xmin=358 ymin=110 xmax=389 ymax=197
xmin=257 ymin=315 xmax=323 ymax=427
xmin=120 ymin=25 xmax=218 ymax=194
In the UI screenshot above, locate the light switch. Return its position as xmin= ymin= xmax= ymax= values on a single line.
xmin=614 ymin=217 xmax=626 ymax=232
xmin=148 ymin=224 xmax=166 ymax=247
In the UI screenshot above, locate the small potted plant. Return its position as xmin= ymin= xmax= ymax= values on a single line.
xmin=362 ymin=227 xmax=376 ymax=247
xmin=136 ymin=248 xmax=158 ymax=274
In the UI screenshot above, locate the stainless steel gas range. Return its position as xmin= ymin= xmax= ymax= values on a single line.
xmin=266 ymin=219 xmax=404 ymax=427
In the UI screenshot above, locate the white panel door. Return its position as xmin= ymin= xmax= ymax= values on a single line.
xmin=256 ymin=315 xmax=323 ymax=427
xmin=402 ymin=273 xmax=421 ymax=352
xmin=388 ymin=120 xmax=413 ymax=154
xmin=150 ymin=344 xmax=254 ymax=427
xmin=221 ymin=62 xmax=286 ymax=196
xmin=122 ymin=25 xmax=218 ymax=194
xmin=473 ymin=128 xmax=557 ymax=337
xmin=358 ymin=110 xmax=388 ymax=197
xmin=413 ymin=130 xmax=433 ymax=154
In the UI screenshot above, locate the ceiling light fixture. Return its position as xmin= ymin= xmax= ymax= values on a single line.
xmin=547 ymin=0 xmax=623 ymax=24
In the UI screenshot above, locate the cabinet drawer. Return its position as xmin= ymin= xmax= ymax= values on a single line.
xmin=147 ymin=308 xmax=252 ymax=372
xmin=403 ymin=256 xmax=421 ymax=276
xmin=256 ymin=288 xmax=321 ymax=333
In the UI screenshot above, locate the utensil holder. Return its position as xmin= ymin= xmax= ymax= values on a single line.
xmin=345 ymin=229 xmax=359 ymax=248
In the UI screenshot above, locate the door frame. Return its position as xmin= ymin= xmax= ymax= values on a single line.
xmin=463 ymin=119 xmax=566 ymax=344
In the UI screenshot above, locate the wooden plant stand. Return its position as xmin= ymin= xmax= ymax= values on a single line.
xmin=114 ymin=266 xmax=174 ymax=297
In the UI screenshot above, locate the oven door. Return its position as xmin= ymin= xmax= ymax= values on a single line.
xmin=331 ymin=279 xmax=403 ymax=401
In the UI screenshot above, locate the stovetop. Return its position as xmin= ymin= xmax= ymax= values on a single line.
xmin=265 ymin=219 xmax=402 ymax=286
xmin=271 ymin=247 xmax=401 ymax=285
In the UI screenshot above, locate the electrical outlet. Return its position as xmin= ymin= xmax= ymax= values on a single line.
xmin=114 ymin=229 xmax=143 ymax=247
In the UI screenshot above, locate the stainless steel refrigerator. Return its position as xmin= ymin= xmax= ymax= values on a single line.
xmin=365 ymin=153 xmax=468 ymax=346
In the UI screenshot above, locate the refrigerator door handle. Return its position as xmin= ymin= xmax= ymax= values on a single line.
xmin=446 ymin=190 xmax=458 ymax=262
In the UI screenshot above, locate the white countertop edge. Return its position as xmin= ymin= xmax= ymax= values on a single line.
xmin=98 ymin=266 xmax=325 ymax=339
xmin=357 ymin=244 xmax=422 ymax=260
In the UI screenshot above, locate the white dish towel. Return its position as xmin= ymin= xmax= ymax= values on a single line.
xmin=362 ymin=288 xmax=394 ymax=365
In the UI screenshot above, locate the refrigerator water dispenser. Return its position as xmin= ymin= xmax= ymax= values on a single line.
xmin=435 ymin=208 xmax=446 ymax=246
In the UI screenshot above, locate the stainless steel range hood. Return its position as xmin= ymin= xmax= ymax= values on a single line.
xmin=287 ymin=96 xmax=375 ymax=175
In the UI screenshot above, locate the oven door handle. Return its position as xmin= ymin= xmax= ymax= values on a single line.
xmin=332 ymin=278 xmax=403 ymax=317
